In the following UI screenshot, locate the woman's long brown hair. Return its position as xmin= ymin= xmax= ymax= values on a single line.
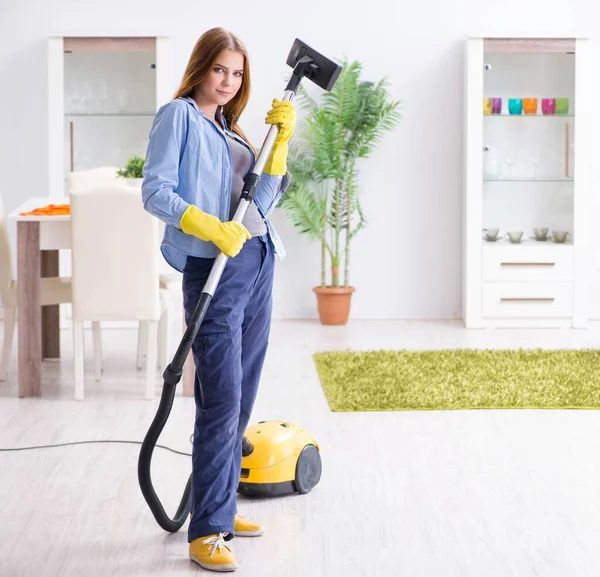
xmin=173 ymin=27 xmax=255 ymax=151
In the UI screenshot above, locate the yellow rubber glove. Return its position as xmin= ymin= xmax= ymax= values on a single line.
xmin=263 ymin=99 xmax=296 ymax=175
xmin=180 ymin=205 xmax=251 ymax=257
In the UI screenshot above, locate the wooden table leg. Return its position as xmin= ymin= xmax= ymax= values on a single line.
xmin=182 ymin=311 xmax=194 ymax=397
xmin=17 ymin=222 xmax=41 ymax=397
xmin=41 ymin=250 xmax=60 ymax=359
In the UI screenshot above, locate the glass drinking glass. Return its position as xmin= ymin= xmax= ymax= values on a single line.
xmin=523 ymin=98 xmax=537 ymax=115
xmin=508 ymin=99 xmax=523 ymax=115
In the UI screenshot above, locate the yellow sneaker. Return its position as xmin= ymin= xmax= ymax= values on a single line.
xmin=234 ymin=514 xmax=265 ymax=537
xmin=189 ymin=532 xmax=238 ymax=572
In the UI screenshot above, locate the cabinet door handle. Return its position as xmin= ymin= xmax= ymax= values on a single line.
xmin=500 ymin=297 xmax=555 ymax=302
xmin=500 ymin=262 xmax=555 ymax=266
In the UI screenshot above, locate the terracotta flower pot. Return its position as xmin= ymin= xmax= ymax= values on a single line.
xmin=312 ymin=286 xmax=356 ymax=325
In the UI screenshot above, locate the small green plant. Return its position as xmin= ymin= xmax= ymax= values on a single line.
xmin=117 ymin=155 xmax=145 ymax=179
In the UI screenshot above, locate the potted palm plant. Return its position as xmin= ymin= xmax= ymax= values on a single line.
xmin=117 ymin=155 xmax=145 ymax=188
xmin=279 ymin=59 xmax=401 ymax=325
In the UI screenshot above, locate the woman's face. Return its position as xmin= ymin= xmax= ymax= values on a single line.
xmin=197 ymin=49 xmax=245 ymax=108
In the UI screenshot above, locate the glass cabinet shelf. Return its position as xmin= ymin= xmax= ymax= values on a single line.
xmin=65 ymin=112 xmax=156 ymax=117
xmin=484 ymin=177 xmax=573 ymax=182
xmin=484 ymin=113 xmax=574 ymax=118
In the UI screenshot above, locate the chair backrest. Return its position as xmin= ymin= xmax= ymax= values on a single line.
xmin=70 ymin=185 xmax=160 ymax=322
xmin=67 ymin=166 xmax=122 ymax=194
xmin=0 ymin=196 xmax=13 ymax=309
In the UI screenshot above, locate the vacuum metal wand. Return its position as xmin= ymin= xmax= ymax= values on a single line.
xmin=138 ymin=40 xmax=341 ymax=533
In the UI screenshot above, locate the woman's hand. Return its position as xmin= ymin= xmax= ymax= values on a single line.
xmin=263 ymin=99 xmax=296 ymax=175
xmin=180 ymin=205 xmax=251 ymax=257
xmin=265 ymin=99 xmax=296 ymax=142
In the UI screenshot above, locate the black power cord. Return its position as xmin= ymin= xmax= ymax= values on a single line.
xmin=0 ymin=438 xmax=192 ymax=457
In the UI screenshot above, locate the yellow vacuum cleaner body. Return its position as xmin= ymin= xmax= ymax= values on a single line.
xmin=237 ymin=421 xmax=322 ymax=497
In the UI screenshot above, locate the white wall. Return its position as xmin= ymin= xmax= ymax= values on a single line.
xmin=0 ymin=0 xmax=594 ymax=321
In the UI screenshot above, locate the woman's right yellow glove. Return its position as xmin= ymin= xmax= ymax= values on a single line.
xmin=180 ymin=205 xmax=251 ymax=257
xmin=263 ymin=99 xmax=296 ymax=175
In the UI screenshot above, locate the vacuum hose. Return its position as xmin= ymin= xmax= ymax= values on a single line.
xmin=137 ymin=382 xmax=192 ymax=532
xmin=138 ymin=297 xmax=210 ymax=532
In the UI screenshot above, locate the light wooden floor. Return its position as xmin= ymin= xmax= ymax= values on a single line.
xmin=1 ymin=317 xmax=600 ymax=576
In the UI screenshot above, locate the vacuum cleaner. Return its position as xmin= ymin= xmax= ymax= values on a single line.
xmin=137 ymin=38 xmax=342 ymax=533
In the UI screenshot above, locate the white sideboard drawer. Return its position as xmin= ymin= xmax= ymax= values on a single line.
xmin=482 ymin=244 xmax=573 ymax=282
xmin=482 ymin=282 xmax=573 ymax=318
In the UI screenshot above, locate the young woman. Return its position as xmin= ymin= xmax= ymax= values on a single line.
xmin=141 ymin=27 xmax=295 ymax=572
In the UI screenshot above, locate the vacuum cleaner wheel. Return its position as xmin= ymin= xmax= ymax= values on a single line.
xmin=294 ymin=444 xmax=322 ymax=494
xmin=242 ymin=436 xmax=254 ymax=457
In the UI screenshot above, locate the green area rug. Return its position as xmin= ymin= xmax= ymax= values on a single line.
xmin=312 ymin=349 xmax=600 ymax=411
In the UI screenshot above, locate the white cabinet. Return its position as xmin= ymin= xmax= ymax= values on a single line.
xmin=47 ymin=36 xmax=174 ymax=197
xmin=46 ymin=36 xmax=174 ymax=329
xmin=463 ymin=36 xmax=592 ymax=328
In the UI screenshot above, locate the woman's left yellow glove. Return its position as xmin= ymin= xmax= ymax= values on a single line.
xmin=263 ymin=99 xmax=296 ymax=175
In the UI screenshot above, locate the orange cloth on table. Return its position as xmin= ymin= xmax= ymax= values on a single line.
xmin=19 ymin=204 xmax=70 ymax=216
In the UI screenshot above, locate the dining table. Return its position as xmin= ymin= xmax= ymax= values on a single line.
xmin=7 ymin=196 xmax=195 ymax=398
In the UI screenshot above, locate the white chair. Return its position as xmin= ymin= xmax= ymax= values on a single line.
xmin=70 ymin=185 xmax=169 ymax=400
xmin=136 ymin=216 xmax=182 ymax=372
xmin=137 ymin=269 xmax=181 ymax=371
xmin=0 ymin=195 xmax=101 ymax=381
xmin=68 ymin=168 xmax=177 ymax=371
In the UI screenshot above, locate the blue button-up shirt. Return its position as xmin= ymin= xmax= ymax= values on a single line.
xmin=141 ymin=96 xmax=289 ymax=272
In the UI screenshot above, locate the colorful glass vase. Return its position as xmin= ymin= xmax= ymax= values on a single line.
xmin=523 ymin=98 xmax=537 ymax=115
xmin=508 ymin=98 xmax=523 ymax=115
xmin=556 ymin=98 xmax=569 ymax=115
xmin=542 ymin=98 xmax=556 ymax=115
